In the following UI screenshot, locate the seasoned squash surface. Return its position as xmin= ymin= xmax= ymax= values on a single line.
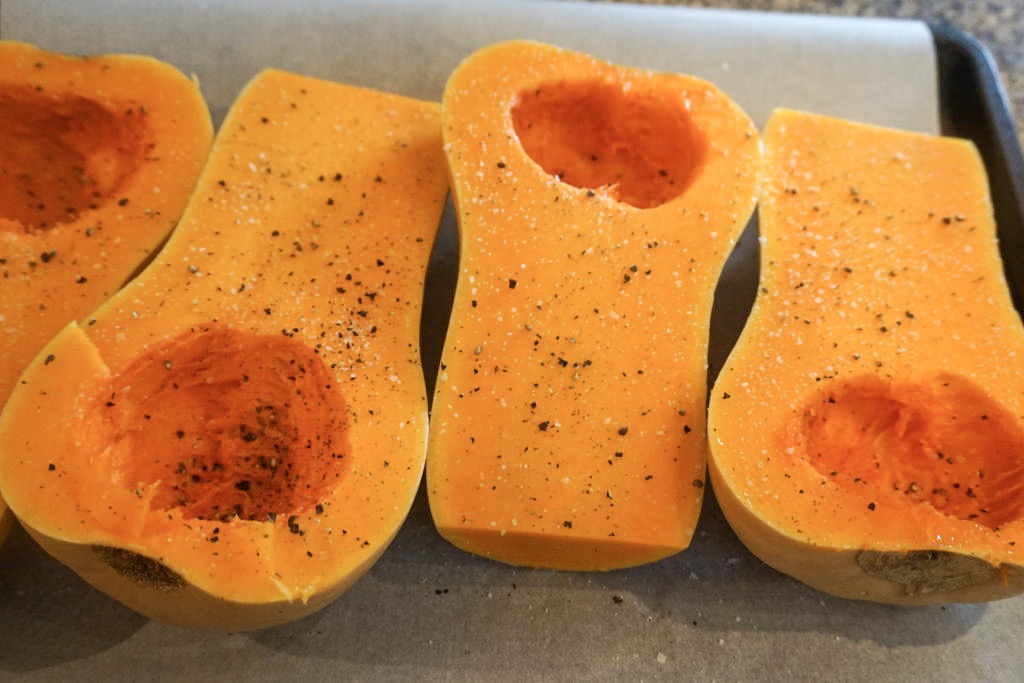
xmin=0 ymin=40 xmax=213 ymax=544
xmin=0 ymin=68 xmax=448 ymax=629
xmin=428 ymin=40 xmax=760 ymax=570
xmin=709 ymin=108 xmax=1024 ymax=604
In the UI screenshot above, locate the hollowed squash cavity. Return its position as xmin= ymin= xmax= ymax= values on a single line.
xmin=799 ymin=373 xmax=1024 ymax=530
xmin=0 ymin=85 xmax=148 ymax=232
xmin=93 ymin=325 xmax=348 ymax=522
xmin=511 ymin=78 xmax=707 ymax=208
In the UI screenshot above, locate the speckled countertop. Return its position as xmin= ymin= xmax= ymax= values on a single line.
xmin=603 ymin=0 xmax=1024 ymax=149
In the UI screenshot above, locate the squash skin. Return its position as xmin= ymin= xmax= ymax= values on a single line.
xmin=0 ymin=41 xmax=213 ymax=544
xmin=0 ymin=69 xmax=448 ymax=629
xmin=709 ymin=108 xmax=1024 ymax=604
xmin=427 ymin=40 xmax=760 ymax=570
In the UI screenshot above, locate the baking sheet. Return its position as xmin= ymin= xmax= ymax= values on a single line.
xmin=2 ymin=0 xmax=1021 ymax=681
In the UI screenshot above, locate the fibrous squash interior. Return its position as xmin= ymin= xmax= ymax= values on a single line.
xmin=797 ymin=373 xmax=1024 ymax=530
xmin=0 ymin=85 xmax=147 ymax=232
xmin=511 ymin=79 xmax=707 ymax=208
xmin=87 ymin=325 xmax=348 ymax=522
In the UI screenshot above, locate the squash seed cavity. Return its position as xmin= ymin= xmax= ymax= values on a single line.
xmin=89 ymin=324 xmax=349 ymax=522
xmin=0 ymin=85 xmax=148 ymax=232
xmin=93 ymin=545 xmax=184 ymax=592
xmin=511 ymin=78 xmax=707 ymax=209
xmin=799 ymin=372 xmax=1024 ymax=529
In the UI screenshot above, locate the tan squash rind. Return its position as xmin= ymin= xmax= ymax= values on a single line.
xmin=427 ymin=40 xmax=760 ymax=570
xmin=709 ymin=108 xmax=1024 ymax=604
xmin=0 ymin=69 xmax=448 ymax=629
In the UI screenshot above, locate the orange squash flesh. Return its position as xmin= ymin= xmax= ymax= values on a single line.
xmin=0 ymin=41 xmax=213 ymax=544
xmin=709 ymin=108 xmax=1024 ymax=604
xmin=0 ymin=68 xmax=448 ymax=630
xmin=427 ymin=40 xmax=760 ymax=570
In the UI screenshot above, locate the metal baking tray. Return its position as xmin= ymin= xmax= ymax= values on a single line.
xmin=1 ymin=6 xmax=1023 ymax=681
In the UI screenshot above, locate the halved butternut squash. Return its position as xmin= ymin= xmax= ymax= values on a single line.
xmin=709 ymin=108 xmax=1024 ymax=604
xmin=427 ymin=40 xmax=760 ymax=570
xmin=0 ymin=69 xmax=448 ymax=629
xmin=0 ymin=41 xmax=213 ymax=543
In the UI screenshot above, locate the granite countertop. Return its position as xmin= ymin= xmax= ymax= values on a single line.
xmin=606 ymin=0 xmax=1024 ymax=149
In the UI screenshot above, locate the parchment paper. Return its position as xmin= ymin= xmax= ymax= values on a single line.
xmin=4 ymin=1 xmax=1020 ymax=682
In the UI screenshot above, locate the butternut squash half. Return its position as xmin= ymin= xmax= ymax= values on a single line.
xmin=709 ymin=108 xmax=1024 ymax=604
xmin=427 ymin=40 xmax=760 ymax=570
xmin=0 ymin=69 xmax=448 ymax=629
xmin=0 ymin=41 xmax=213 ymax=544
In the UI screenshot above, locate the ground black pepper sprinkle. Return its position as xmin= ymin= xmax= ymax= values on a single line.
xmin=509 ymin=278 xmax=518 ymax=289
xmin=618 ymin=427 xmax=628 ymax=435
xmin=44 ymin=354 xmax=55 ymax=365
